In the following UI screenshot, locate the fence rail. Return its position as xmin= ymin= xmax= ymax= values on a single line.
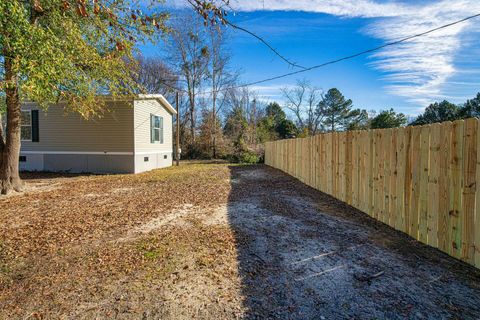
xmin=265 ymin=119 xmax=480 ymax=269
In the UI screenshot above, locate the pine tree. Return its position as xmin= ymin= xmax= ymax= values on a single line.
xmin=319 ymin=88 xmax=355 ymax=132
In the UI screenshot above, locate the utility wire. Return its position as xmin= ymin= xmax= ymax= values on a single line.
xmin=225 ymin=20 xmax=307 ymax=70
xmin=167 ymin=13 xmax=480 ymax=95
xmin=187 ymin=0 xmax=304 ymax=69
xmin=233 ymin=13 xmax=480 ymax=90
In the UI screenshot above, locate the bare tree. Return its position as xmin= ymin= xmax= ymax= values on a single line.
xmin=245 ymin=94 xmax=265 ymax=146
xmin=224 ymin=86 xmax=264 ymax=146
xmin=281 ymin=79 xmax=324 ymax=135
xmin=223 ymin=87 xmax=249 ymax=149
xmin=133 ymin=55 xmax=179 ymax=100
xmin=205 ymin=25 xmax=237 ymax=158
xmin=174 ymin=91 xmax=191 ymax=153
xmin=167 ymin=12 xmax=210 ymax=143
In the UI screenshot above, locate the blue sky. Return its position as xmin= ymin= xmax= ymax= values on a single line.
xmin=144 ymin=0 xmax=480 ymax=116
xmin=227 ymin=11 xmax=398 ymax=111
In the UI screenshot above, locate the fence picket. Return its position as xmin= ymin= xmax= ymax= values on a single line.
xmin=326 ymin=133 xmax=333 ymax=194
xmin=450 ymin=120 xmax=464 ymax=258
xmin=368 ymin=130 xmax=374 ymax=216
xmin=373 ymin=130 xmax=381 ymax=220
xmin=389 ymin=129 xmax=398 ymax=228
xmin=438 ymin=122 xmax=452 ymax=252
xmin=346 ymin=131 xmax=353 ymax=206
xmin=351 ymin=131 xmax=359 ymax=209
xmin=318 ymin=134 xmax=325 ymax=192
xmin=339 ymin=132 xmax=346 ymax=203
xmin=333 ymin=133 xmax=339 ymax=197
xmin=383 ymin=129 xmax=391 ymax=225
xmin=462 ymin=118 xmax=476 ymax=263
xmin=357 ymin=131 xmax=365 ymax=211
xmin=419 ymin=125 xmax=430 ymax=243
xmin=396 ymin=128 xmax=406 ymax=232
xmin=476 ymin=119 xmax=480 ymax=268
xmin=264 ymin=119 xmax=480 ymax=269
xmin=428 ymin=123 xmax=441 ymax=248
xmin=403 ymin=127 xmax=413 ymax=233
xmin=410 ymin=126 xmax=422 ymax=239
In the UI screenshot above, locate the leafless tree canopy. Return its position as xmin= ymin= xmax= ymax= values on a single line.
xmin=282 ymin=79 xmax=324 ymax=135
xmin=224 ymin=86 xmax=265 ymax=147
xmin=133 ymin=55 xmax=179 ymax=100
xmin=205 ymin=24 xmax=238 ymax=157
xmin=167 ymin=12 xmax=211 ymax=143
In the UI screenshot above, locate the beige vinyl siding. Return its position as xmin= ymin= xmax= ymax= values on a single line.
xmin=21 ymin=101 xmax=134 ymax=152
xmin=134 ymin=99 xmax=173 ymax=153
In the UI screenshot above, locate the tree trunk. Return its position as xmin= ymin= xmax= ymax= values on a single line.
xmin=189 ymin=93 xmax=196 ymax=143
xmin=189 ymin=109 xmax=194 ymax=141
xmin=0 ymin=55 xmax=23 ymax=194
xmin=212 ymin=93 xmax=217 ymax=159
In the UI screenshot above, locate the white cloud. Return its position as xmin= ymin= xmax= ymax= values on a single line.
xmin=205 ymin=0 xmax=480 ymax=107
xmin=223 ymin=0 xmax=416 ymax=18
xmin=363 ymin=0 xmax=480 ymax=106
xmin=173 ymin=0 xmax=480 ymax=107
xmin=170 ymin=0 xmax=416 ymax=17
xmin=248 ymin=84 xmax=291 ymax=101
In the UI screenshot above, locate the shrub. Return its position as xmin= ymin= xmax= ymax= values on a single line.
xmin=238 ymin=150 xmax=260 ymax=164
xmin=226 ymin=146 xmax=264 ymax=164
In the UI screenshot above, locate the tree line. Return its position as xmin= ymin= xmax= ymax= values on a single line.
xmin=189 ymin=79 xmax=480 ymax=162
xmin=277 ymin=80 xmax=480 ymax=133
xmin=409 ymin=94 xmax=480 ymax=126
xmin=134 ymin=11 xmax=480 ymax=164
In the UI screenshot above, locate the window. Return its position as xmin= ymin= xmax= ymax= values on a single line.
xmin=151 ymin=115 xmax=164 ymax=144
xmin=21 ymin=111 xmax=32 ymax=141
xmin=4 ymin=110 xmax=38 ymax=142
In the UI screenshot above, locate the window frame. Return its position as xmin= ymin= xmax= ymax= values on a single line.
xmin=151 ymin=114 xmax=164 ymax=144
xmin=20 ymin=110 xmax=33 ymax=142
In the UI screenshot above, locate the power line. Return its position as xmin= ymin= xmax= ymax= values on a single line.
xmin=187 ymin=0 xmax=304 ymax=69
xmin=225 ymin=20 xmax=307 ymax=70
xmin=168 ymin=12 xmax=480 ymax=95
xmin=232 ymin=13 xmax=480 ymax=90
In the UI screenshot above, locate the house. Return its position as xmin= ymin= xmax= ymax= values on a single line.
xmin=19 ymin=94 xmax=177 ymax=174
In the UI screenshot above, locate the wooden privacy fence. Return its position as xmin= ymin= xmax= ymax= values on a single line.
xmin=265 ymin=118 xmax=480 ymax=269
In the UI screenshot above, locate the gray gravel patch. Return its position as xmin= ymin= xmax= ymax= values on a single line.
xmin=227 ymin=165 xmax=480 ymax=320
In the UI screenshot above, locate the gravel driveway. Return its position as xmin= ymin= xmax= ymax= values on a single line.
xmin=228 ymin=165 xmax=480 ymax=319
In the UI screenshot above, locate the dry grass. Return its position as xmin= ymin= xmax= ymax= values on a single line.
xmin=0 ymin=163 xmax=244 ymax=319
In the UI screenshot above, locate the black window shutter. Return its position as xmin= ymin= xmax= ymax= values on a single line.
xmin=31 ymin=110 xmax=39 ymax=142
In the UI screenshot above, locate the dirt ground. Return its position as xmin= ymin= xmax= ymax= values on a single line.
xmin=1 ymin=163 xmax=480 ymax=319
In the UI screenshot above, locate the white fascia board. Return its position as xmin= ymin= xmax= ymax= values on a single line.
xmin=137 ymin=94 xmax=177 ymax=115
